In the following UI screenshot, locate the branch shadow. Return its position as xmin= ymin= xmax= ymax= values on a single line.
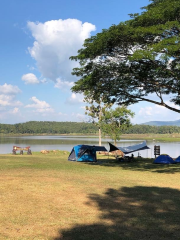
xmin=85 ymin=158 xmax=180 ymax=174
xmin=54 ymin=186 xmax=180 ymax=240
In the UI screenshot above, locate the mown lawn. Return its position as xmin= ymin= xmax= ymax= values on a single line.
xmin=121 ymin=133 xmax=180 ymax=141
xmin=0 ymin=151 xmax=180 ymax=240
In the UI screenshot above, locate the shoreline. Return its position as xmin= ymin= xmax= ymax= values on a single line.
xmin=1 ymin=133 xmax=180 ymax=142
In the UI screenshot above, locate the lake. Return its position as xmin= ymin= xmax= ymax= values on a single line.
xmin=1 ymin=135 xmax=180 ymax=158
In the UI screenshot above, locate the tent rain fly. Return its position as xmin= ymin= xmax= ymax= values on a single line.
xmin=109 ymin=141 xmax=150 ymax=154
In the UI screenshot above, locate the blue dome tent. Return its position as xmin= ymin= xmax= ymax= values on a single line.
xmin=68 ymin=145 xmax=107 ymax=162
xmin=175 ymin=156 xmax=180 ymax=163
xmin=153 ymin=155 xmax=175 ymax=164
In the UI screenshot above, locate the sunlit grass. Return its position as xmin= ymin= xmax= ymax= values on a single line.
xmin=121 ymin=133 xmax=180 ymax=141
xmin=0 ymin=151 xmax=180 ymax=239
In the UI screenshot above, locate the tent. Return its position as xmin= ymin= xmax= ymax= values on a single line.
xmin=153 ymin=155 xmax=175 ymax=164
xmin=174 ymin=156 xmax=180 ymax=163
xmin=68 ymin=145 xmax=107 ymax=162
xmin=109 ymin=141 xmax=150 ymax=154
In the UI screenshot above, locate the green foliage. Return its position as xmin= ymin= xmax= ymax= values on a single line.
xmin=2 ymin=121 xmax=180 ymax=135
xmin=124 ymin=124 xmax=180 ymax=134
xmin=85 ymin=97 xmax=113 ymax=145
xmin=101 ymin=106 xmax=134 ymax=145
xmin=70 ymin=0 xmax=180 ymax=113
xmin=0 ymin=121 xmax=98 ymax=134
xmin=85 ymin=97 xmax=112 ymax=127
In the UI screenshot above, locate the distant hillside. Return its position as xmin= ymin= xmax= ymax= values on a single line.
xmin=141 ymin=119 xmax=180 ymax=126
xmin=0 ymin=121 xmax=98 ymax=134
xmin=1 ymin=120 xmax=180 ymax=135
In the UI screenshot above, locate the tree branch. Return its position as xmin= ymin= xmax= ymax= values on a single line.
xmin=136 ymin=96 xmax=180 ymax=113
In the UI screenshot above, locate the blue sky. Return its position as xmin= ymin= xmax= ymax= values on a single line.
xmin=0 ymin=0 xmax=180 ymax=124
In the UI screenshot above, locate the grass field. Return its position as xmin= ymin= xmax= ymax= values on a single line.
xmin=1 ymin=151 xmax=180 ymax=240
xmin=121 ymin=133 xmax=180 ymax=142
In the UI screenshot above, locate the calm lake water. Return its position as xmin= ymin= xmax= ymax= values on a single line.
xmin=0 ymin=135 xmax=180 ymax=158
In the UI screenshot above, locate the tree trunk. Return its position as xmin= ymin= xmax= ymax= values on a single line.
xmin=99 ymin=127 xmax=102 ymax=146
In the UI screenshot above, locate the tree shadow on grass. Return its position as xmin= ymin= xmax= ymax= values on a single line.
xmin=54 ymin=186 xmax=180 ymax=240
xmin=85 ymin=158 xmax=180 ymax=174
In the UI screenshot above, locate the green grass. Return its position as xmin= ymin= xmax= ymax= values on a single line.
xmin=121 ymin=133 xmax=180 ymax=141
xmin=0 ymin=151 xmax=180 ymax=240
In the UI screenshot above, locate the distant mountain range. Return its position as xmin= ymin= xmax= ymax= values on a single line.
xmin=141 ymin=119 xmax=180 ymax=126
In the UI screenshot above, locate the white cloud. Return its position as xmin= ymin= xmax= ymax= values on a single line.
xmin=22 ymin=73 xmax=39 ymax=84
xmin=25 ymin=96 xmax=50 ymax=108
xmin=139 ymin=106 xmax=153 ymax=116
xmin=0 ymin=97 xmax=21 ymax=108
xmin=66 ymin=93 xmax=84 ymax=104
xmin=27 ymin=65 xmax=35 ymax=71
xmin=55 ymin=78 xmax=74 ymax=89
xmin=0 ymin=84 xmax=22 ymax=107
xmin=27 ymin=19 xmax=96 ymax=82
xmin=0 ymin=83 xmax=21 ymax=95
xmin=25 ymin=96 xmax=54 ymax=113
xmin=135 ymin=100 xmax=180 ymax=123
xmin=40 ymin=78 xmax=48 ymax=83
xmin=0 ymin=95 xmax=13 ymax=106
xmin=11 ymin=107 xmax=19 ymax=114
xmin=0 ymin=84 xmax=22 ymax=122
xmin=72 ymin=112 xmax=87 ymax=121
xmin=58 ymin=112 xmax=68 ymax=116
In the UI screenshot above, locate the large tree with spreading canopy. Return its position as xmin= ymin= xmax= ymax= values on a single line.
xmin=70 ymin=0 xmax=180 ymax=113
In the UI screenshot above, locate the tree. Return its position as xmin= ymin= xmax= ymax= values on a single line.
xmin=85 ymin=96 xmax=112 ymax=146
xmin=101 ymin=106 xmax=134 ymax=145
xmin=70 ymin=0 xmax=180 ymax=113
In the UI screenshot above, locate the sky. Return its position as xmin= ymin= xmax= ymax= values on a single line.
xmin=0 ymin=0 xmax=180 ymax=125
